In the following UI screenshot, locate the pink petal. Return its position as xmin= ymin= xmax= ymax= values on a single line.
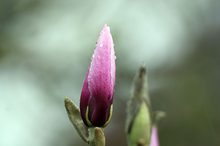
xmin=88 ymin=24 xmax=115 ymax=102
xmin=150 ymin=126 xmax=160 ymax=146
xmin=80 ymin=24 xmax=116 ymax=127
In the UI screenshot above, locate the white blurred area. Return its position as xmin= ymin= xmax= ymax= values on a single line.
xmin=0 ymin=0 xmax=218 ymax=146
xmin=4 ymin=0 xmax=211 ymax=69
xmin=0 ymin=67 xmax=74 ymax=146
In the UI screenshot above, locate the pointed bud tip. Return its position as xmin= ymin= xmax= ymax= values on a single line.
xmin=96 ymin=24 xmax=113 ymax=48
xmin=99 ymin=24 xmax=112 ymax=40
xmin=138 ymin=66 xmax=146 ymax=78
xmin=103 ymin=24 xmax=110 ymax=31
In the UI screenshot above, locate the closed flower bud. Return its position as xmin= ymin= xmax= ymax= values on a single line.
xmin=126 ymin=67 xmax=152 ymax=146
xmin=128 ymin=101 xmax=151 ymax=146
xmin=150 ymin=126 xmax=159 ymax=146
xmin=80 ymin=24 xmax=116 ymax=127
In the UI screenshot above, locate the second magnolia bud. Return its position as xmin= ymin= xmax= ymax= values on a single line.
xmin=126 ymin=67 xmax=152 ymax=146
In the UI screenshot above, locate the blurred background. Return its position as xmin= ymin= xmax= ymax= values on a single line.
xmin=0 ymin=0 xmax=220 ymax=146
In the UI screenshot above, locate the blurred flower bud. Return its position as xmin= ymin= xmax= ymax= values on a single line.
xmin=80 ymin=24 xmax=116 ymax=127
xmin=128 ymin=101 xmax=151 ymax=146
xmin=150 ymin=126 xmax=159 ymax=146
xmin=149 ymin=111 xmax=165 ymax=146
xmin=126 ymin=67 xmax=152 ymax=146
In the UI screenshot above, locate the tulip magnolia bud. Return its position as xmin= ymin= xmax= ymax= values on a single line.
xmin=128 ymin=101 xmax=151 ymax=146
xmin=80 ymin=24 xmax=116 ymax=127
xmin=126 ymin=67 xmax=152 ymax=146
xmin=150 ymin=126 xmax=159 ymax=146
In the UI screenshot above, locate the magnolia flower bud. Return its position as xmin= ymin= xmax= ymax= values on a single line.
xmin=80 ymin=24 xmax=116 ymax=127
xmin=128 ymin=101 xmax=151 ymax=146
xmin=150 ymin=126 xmax=159 ymax=146
xmin=126 ymin=67 xmax=152 ymax=146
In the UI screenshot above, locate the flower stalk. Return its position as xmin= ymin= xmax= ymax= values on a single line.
xmin=88 ymin=128 xmax=105 ymax=146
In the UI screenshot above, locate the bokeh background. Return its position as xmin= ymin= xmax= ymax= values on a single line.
xmin=0 ymin=0 xmax=220 ymax=146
